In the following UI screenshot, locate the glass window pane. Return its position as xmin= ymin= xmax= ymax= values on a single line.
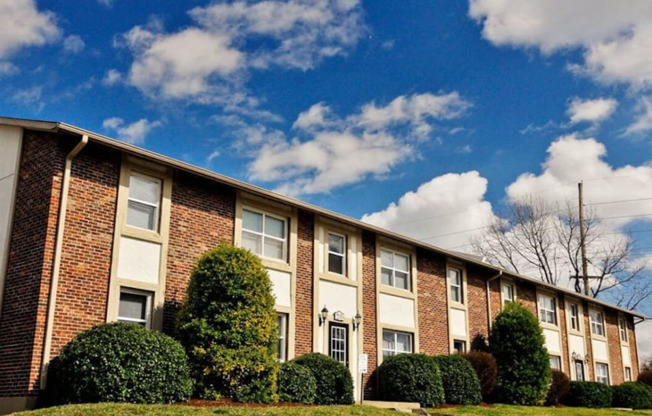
xmin=127 ymin=200 xmax=156 ymax=230
xmin=243 ymin=210 xmax=263 ymax=232
xmin=328 ymin=233 xmax=344 ymax=254
xmin=265 ymin=215 xmax=285 ymax=238
xmin=328 ymin=253 xmax=344 ymax=274
xmin=394 ymin=253 xmax=409 ymax=272
xmin=395 ymin=271 xmax=409 ymax=290
xmin=381 ymin=250 xmax=393 ymax=268
xmin=449 ymin=269 xmax=460 ymax=285
xmin=264 ymin=237 xmax=284 ymax=260
xmin=452 ymin=286 xmax=460 ymax=303
xmin=383 ymin=331 xmax=394 ymax=350
xmin=119 ymin=292 xmax=146 ymax=320
xmin=396 ymin=333 xmax=410 ymax=352
xmin=381 ymin=268 xmax=392 ymax=286
xmin=129 ymin=175 xmax=160 ymax=204
xmin=242 ymin=231 xmax=262 ymax=255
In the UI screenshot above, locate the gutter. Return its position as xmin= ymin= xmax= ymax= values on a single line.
xmin=486 ymin=270 xmax=503 ymax=329
xmin=39 ymin=134 xmax=88 ymax=389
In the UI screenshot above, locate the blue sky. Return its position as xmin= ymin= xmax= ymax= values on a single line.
xmin=2 ymin=0 xmax=652 ymax=354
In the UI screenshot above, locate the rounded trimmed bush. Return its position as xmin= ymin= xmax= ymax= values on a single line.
xmin=433 ymin=355 xmax=482 ymax=405
xmin=461 ymin=352 xmax=497 ymax=402
xmin=639 ymin=370 xmax=652 ymax=388
xmin=490 ymin=302 xmax=551 ymax=405
xmin=565 ymin=381 xmax=612 ymax=408
xmin=378 ymin=353 xmax=445 ymax=407
xmin=176 ymin=243 xmax=279 ymax=403
xmin=293 ymin=353 xmax=354 ymax=405
xmin=612 ymin=382 xmax=652 ymax=409
xmin=278 ymin=362 xmax=317 ymax=404
xmin=545 ymin=370 xmax=570 ymax=406
xmin=46 ymin=322 xmax=192 ymax=405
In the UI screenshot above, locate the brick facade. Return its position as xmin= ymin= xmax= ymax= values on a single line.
xmin=417 ymin=248 xmax=449 ymax=355
xmin=294 ymin=210 xmax=314 ymax=356
xmin=361 ymin=231 xmax=377 ymax=399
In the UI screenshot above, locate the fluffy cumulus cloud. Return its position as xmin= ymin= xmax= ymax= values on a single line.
xmin=121 ymin=0 xmax=364 ymax=103
xmin=567 ymin=97 xmax=618 ymax=124
xmin=246 ymin=92 xmax=470 ymax=196
xmin=0 ymin=0 xmax=61 ymax=58
xmin=361 ymin=171 xmax=495 ymax=249
xmin=625 ymin=97 xmax=652 ymax=136
xmin=62 ymin=35 xmax=85 ymax=54
xmin=102 ymin=117 xmax=163 ymax=145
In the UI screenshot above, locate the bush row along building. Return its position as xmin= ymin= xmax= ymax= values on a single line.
xmin=0 ymin=117 xmax=646 ymax=413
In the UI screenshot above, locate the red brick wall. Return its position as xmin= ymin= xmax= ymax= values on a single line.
xmin=0 ymin=131 xmax=65 ymax=397
xmin=628 ymin=317 xmax=639 ymax=379
xmin=361 ymin=231 xmax=377 ymax=399
xmin=164 ymin=172 xmax=236 ymax=332
xmin=488 ymin=278 xmax=502 ymax=327
xmin=517 ymin=282 xmax=537 ymax=316
xmin=417 ymin=249 xmax=449 ymax=355
xmin=557 ymin=296 xmax=570 ymax=377
xmin=294 ymin=210 xmax=314 ymax=356
xmin=49 ymin=143 xmax=120 ymax=357
xmin=582 ymin=302 xmax=595 ymax=381
xmin=467 ymin=265 xmax=491 ymax=343
xmin=606 ymin=310 xmax=624 ymax=385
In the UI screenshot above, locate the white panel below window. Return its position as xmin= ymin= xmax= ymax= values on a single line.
xmin=268 ymin=268 xmax=292 ymax=308
xmin=450 ymin=308 xmax=467 ymax=337
xmin=592 ymin=339 xmax=609 ymax=361
xmin=320 ymin=280 xmax=357 ymax=318
xmin=622 ymin=345 xmax=631 ymax=367
xmin=569 ymin=334 xmax=585 ymax=356
xmin=543 ymin=328 xmax=561 ymax=353
xmin=379 ymin=293 xmax=415 ymax=328
xmin=117 ymin=237 xmax=161 ymax=284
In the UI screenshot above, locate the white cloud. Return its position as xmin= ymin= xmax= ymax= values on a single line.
xmin=625 ymin=97 xmax=652 ymax=136
xmin=361 ymin=172 xmax=495 ymax=249
xmin=101 ymin=69 xmax=122 ymax=86
xmin=63 ymin=35 xmax=85 ymax=54
xmin=567 ymin=97 xmax=618 ymax=124
xmin=12 ymin=86 xmax=43 ymax=108
xmin=207 ymin=150 xmax=220 ymax=163
xmin=469 ymin=0 xmax=652 ymax=89
xmin=246 ymin=92 xmax=470 ymax=196
xmin=0 ymin=0 xmax=61 ymax=58
xmin=97 ymin=0 xmax=115 ymax=7
xmin=102 ymin=117 xmax=162 ymax=145
xmin=0 ymin=62 xmax=19 ymax=77
xmin=639 ymin=320 xmax=652 ymax=365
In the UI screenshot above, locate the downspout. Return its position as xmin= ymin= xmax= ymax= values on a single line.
xmin=40 ymin=134 xmax=88 ymax=389
xmin=486 ymin=270 xmax=503 ymax=330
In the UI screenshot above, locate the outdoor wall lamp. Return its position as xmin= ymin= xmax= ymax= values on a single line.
xmin=319 ymin=306 xmax=329 ymax=326
xmin=353 ymin=312 xmax=362 ymax=331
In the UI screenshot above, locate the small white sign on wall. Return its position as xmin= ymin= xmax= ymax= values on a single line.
xmin=359 ymin=353 xmax=368 ymax=374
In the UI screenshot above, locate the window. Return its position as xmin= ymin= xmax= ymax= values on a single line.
xmin=502 ymin=282 xmax=514 ymax=305
xmin=550 ymin=355 xmax=562 ymax=371
xmin=449 ymin=268 xmax=463 ymax=303
xmin=328 ymin=233 xmax=346 ymax=275
xmin=242 ymin=209 xmax=287 ymax=261
xmin=453 ymin=340 xmax=466 ymax=354
xmin=118 ymin=288 xmax=152 ymax=328
xmin=625 ymin=367 xmax=632 ymax=382
xmin=127 ymin=173 xmax=161 ymax=231
xmin=590 ymin=310 xmax=605 ymax=337
xmin=276 ymin=313 xmax=288 ymax=362
xmin=575 ymin=360 xmax=585 ymax=381
xmin=596 ymin=363 xmax=609 ymax=385
xmin=538 ymin=294 xmax=557 ymax=325
xmin=619 ymin=317 xmax=628 ymax=342
xmin=570 ymin=304 xmax=580 ymax=331
xmin=380 ymin=249 xmax=411 ymax=291
xmin=329 ymin=323 xmax=348 ymax=365
xmin=382 ymin=330 xmax=413 ymax=357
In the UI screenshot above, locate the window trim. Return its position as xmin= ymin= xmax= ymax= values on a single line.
xmin=117 ymin=287 xmax=153 ymax=329
xmin=126 ymin=171 xmax=162 ymax=233
xmin=276 ymin=312 xmax=289 ymax=362
xmin=618 ymin=316 xmax=628 ymax=343
xmin=538 ymin=292 xmax=558 ymax=326
xmin=549 ymin=355 xmax=562 ymax=371
xmin=449 ymin=267 xmax=464 ymax=304
xmin=453 ymin=339 xmax=467 ymax=354
xmin=568 ymin=302 xmax=582 ymax=333
xmin=382 ymin=329 xmax=414 ymax=358
xmin=241 ymin=206 xmax=289 ymax=263
xmin=380 ymin=248 xmax=412 ymax=292
xmin=595 ymin=362 xmax=610 ymax=385
xmin=327 ymin=231 xmax=347 ymax=277
xmin=590 ymin=308 xmax=606 ymax=338
xmin=625 ymin=366 xmax=632 ymax=382
xmin=500 ymin=280 xmax=516 ymax=306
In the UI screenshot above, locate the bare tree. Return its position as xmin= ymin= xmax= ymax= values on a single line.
xmin=471 ymin=196 xmax=652 ymax=309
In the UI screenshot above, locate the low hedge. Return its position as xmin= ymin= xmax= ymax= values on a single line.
xmin=640 ymin=370 xmax=652 ymax=388
xmin=46 ymin=322 xmax=192 ymax=405
xmin=461 ymin=352 xmax=497 ymax=401
xmin=278 ymin=362 xmax=317 ymax=404
xmin=612 ymin=382 xmax=652 ymax=409
xmin=545 ymin=370 xmax=570 ymax=406
xmin=433 ymin=355 xmax=482 ymax=405
xmin=564 ymin=381 xmax=612 ymax=408
xmin=292 ymin=353 xmax=353 ymax=405
xmin=378 ymin=353 xmax=444 ymax=407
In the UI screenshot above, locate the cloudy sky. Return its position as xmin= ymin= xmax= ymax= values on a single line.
xmin=2 ymin=0 xmax=652 ymax=359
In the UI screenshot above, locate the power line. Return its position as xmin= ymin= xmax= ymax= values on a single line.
xmin=598 ymin=213 xmax=652 ymax=221
xmin=585 ymin=197 xmax=652 ymax=206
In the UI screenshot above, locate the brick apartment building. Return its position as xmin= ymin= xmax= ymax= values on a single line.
xmin=0 ymin=117 xmax=646 ymax=412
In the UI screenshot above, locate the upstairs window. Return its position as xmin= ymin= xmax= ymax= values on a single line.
xmin=127 ymin=173 xmax=161 ymax=232
xmin=570 ymin=303 xmax=580 ymax=331
xmin=242 ymin=209 xmax=287 ymax=261
xmin=538 ymin=294 xmax=557 ymax=325
xmin=381 ymin=249 xmax=411 ymax=291
xmin=502 ymin=282 xmax=514 ymax=305
xmin=449 ymin=268 xmax=463 ymax=304
xmin=619 ymin=317 xmax=628 ymax=342
xmin=590 ymin=310 xmax=605 ymax=337
xmin=328 ymin=232 xmax=346 ymax=275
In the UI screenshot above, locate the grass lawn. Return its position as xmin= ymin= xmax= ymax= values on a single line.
xmin=430 ymin=404 xmax=652 ymax=416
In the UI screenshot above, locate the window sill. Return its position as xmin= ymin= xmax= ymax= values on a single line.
xmin=260 ymin=257 xmax=293 ymax=272
xmin=122 ymin=225 xmax=163 ymax=243
xmin=379 ymin=285 xmax=415 ymax=300
xmin=540 ymin=321 xmax=559 ymax=331
xmin=320 ymin=273 xmax=358 ymax=287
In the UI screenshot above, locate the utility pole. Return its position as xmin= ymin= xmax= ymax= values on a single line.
xmin=578 ymin=181 xmax=589 ymax=295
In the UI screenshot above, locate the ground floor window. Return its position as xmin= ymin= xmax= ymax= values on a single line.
xmin=549 ymin=355 xmax=561 ymax=371
xmin=118 ymin=288 xmax=152 ymax=328
xmin=453 ymin=339 xmax=466 ymax=354
xmin=596 ymin=363 xmax=609 ymax=385
xmin=625 ymin=366 xmax=632 ymax=382
xmin=382 ymin=329 xmax=413 ymax=357
xmin=575 ymin=360 xmax=585 ymax=381
xmin=276 ymin=313 xmax=288 ymax=362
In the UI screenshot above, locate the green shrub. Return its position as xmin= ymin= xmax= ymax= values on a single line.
xmin=470 ymin=333 xmax=490 ymax=353
xmin=612 ymin=382 xmax=652 ymax=409
xmin=293 ymin=353 xmax=354 ymax=405
xmin=639 ymin=370 xmax=652 ymax=388
xmin=46 ymin=322 xmax=192 ymax=405
xmin=433 ymin=355 xmax=482 ymax=405
xmin=176 ymin=243 xmax=279 ymax=403
xmin=461 ymin=352 xmax=497 ymax=401
xmin=378 ymin=353 xmax=445 ymax=407
xmin=545 ymin=370 xmax=570 ymax=406
xmin=490 ymin=302 xmax=551 ymax=405
xmin=565 ymin=381 xmax=612 ymax=408
xmin=278 ymin=362 xmax=317 ymax=404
